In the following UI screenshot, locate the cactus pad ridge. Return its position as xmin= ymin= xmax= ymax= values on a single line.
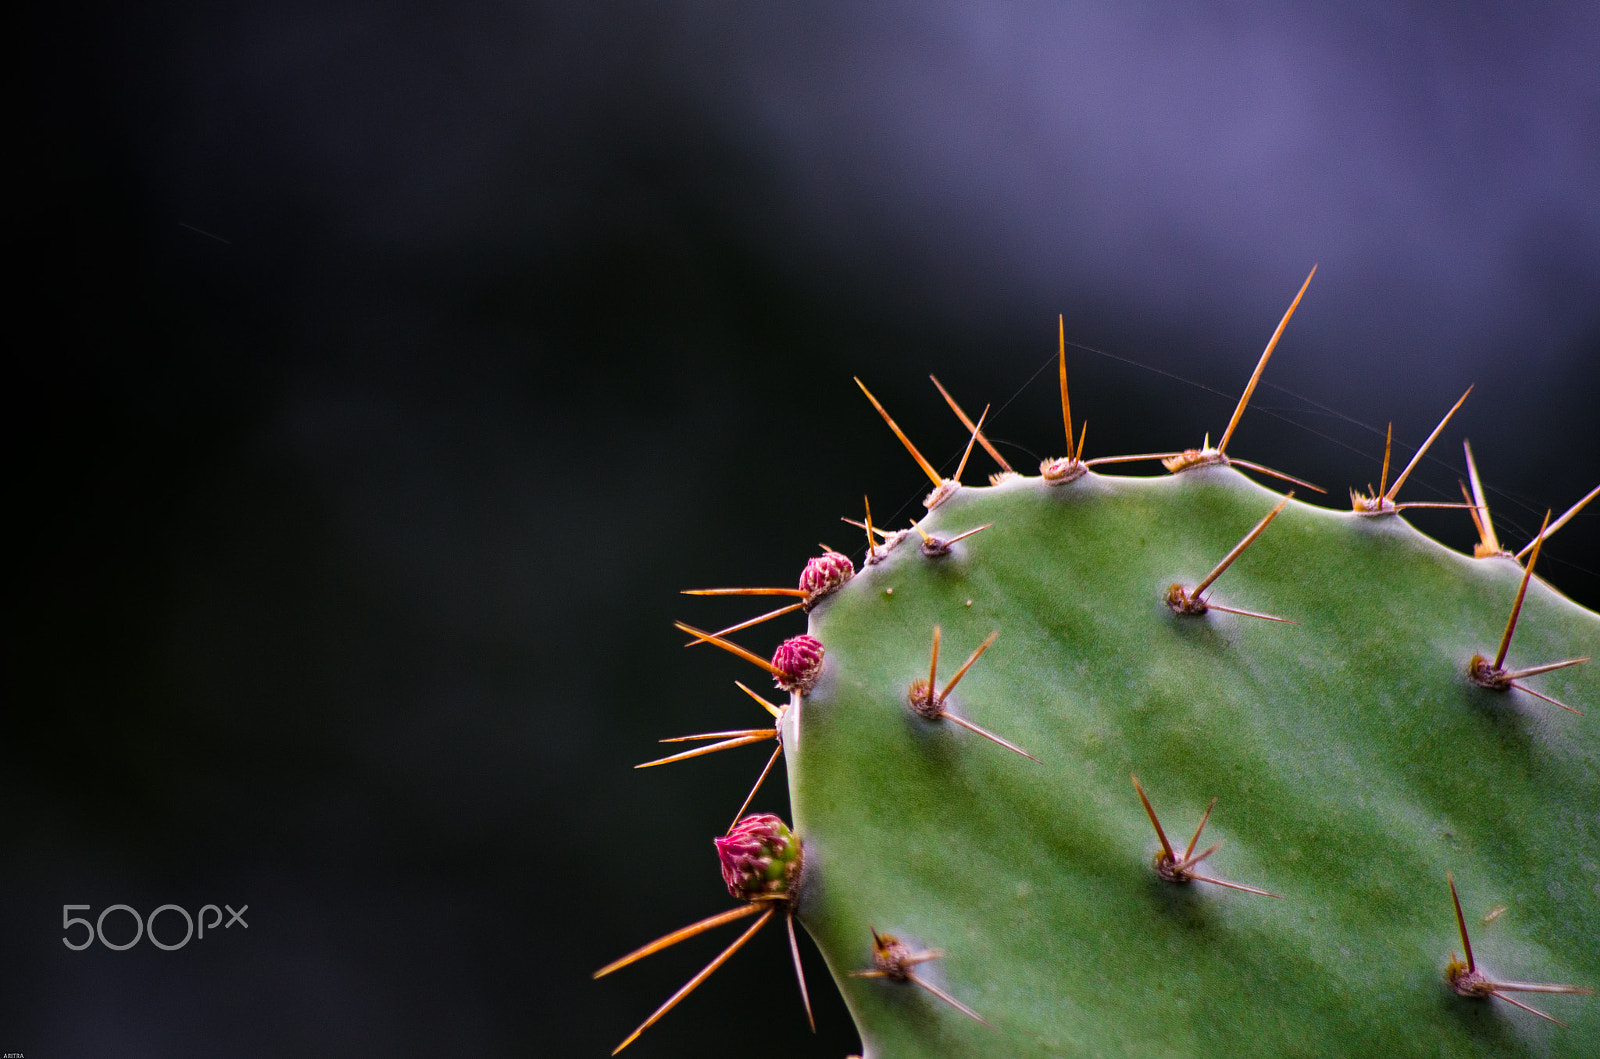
xmin=1445 ymin=872 xmax=1594 ymax=1027
xmin=1082 ymin=448 xmax=1192 ymax=470
xmin=1131 ymin=775 xmax=1281 ymax=898
xmin=1160 ymin=438 xmax=1326 ymax=494
xmin=849 ymin=928 xmax=991 ymax=1027
xmin=1165 ymin=493 xmax=1296 ymax=623
xmin=1086 ymin=450 xmax=1326 ymax=495
xmin=930 ymin=374 xmax=1014 ymax=474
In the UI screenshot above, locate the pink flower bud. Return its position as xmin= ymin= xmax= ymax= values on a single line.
xmin=715 ymin=813 xmax=802 ymax=901
xmin=798 ymin=551 xmax=854 ymax=606
xmin=771 ymin=635 xmax=825 ymax=694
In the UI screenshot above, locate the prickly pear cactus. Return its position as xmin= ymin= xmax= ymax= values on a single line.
xmin=604 ymin=280 xmax=1598 ymax=1057
xmin=795 ymin=467 xmax=1597 ymax=1058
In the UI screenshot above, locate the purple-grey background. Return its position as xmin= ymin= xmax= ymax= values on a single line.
xmin=9 ymin=2 xmax=1598 ymax=1056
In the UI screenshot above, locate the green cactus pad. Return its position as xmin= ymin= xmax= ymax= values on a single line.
xmin=786 ymin=466 xmax=1598 ymax=1057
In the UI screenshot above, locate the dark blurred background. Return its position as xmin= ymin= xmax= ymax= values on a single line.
xmin=8 ymin=2 xmax=1598 ymax=1056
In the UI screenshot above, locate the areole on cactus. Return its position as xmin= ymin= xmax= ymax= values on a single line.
xmin=600 ymin=271 xmax=1599 ymax=1056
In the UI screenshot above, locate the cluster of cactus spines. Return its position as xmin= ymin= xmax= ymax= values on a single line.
xmin=1461 ymin=438 xmax=1518 ymax=560
xmin=1077 ymin=265 xmax=1325 ymax=496
xmin=848 ymin=928 xmax=990 ymax=1028
xmin=1130 ymin=774 xmax=1280 ymax=898
xmin=1163 ymin=492 xmax=1296 ymax=622
xmin=905 ymin=626 xmax=1037 ymax=762
xmin=1348 ymin=388 xmax=1476 ymax=516
xmin=1443 ymin=872 xmax=1595 ymax=1026
xmin=602 ymin=271 xmax=1599 ymax=1055
xmin=634 ymin=678 xmax=787 ymax=828
xmin=1038 ymin=314 xmax=1087 ymax=485
xmin=931 ymin=374 xmax=1016 ymax=479
xmin=1155 ymin=268 xmax=1319 ymax=483
xmin=1464 ymin=515 xmax=1590 ymax=715
xmin=1459 ymin=435 xmax=1600 ymax=567
xmin=909 ymin=520 xmax=992 ymax=559
xmin=854 ymin=376 xmax=983 ymax=511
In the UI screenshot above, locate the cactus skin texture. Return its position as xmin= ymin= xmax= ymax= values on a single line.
xmin=618 ymin=317 xmax=1598 ymax=1056
xmin=788 ymin=466 xmax=1598 ymax=1057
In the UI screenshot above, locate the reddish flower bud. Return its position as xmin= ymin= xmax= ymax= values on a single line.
xmin=716 ymin=813 xmax=802 ymax=901
xmin=798 ymin=551 xmax=854 ymax=606
xmin=771 ymin=635 xmax=825 ymax=694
